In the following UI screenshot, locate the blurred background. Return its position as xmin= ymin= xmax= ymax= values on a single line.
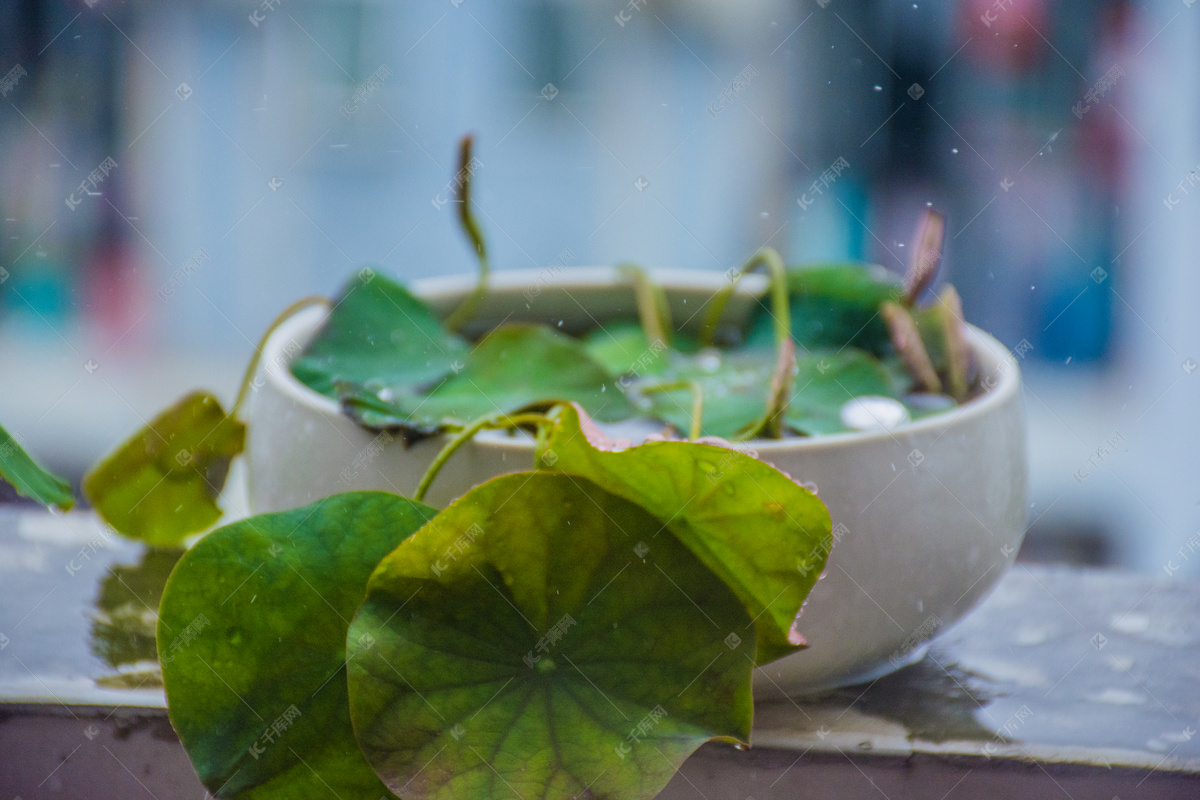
xmin=0 ymin=0 xmax=1196 ymax=574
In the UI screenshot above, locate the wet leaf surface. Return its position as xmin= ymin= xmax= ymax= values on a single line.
xmin=158 ymin=491 xmax=435 ymax=799
xmin=541 ymin=403 xmax=832 ymax=664
xmin=290 ymin=271 xmax=468 ymax=400
xmin=84 ymin=392 xmax=244 ymax=546
xmin=0 ymin=421 xmax=74 ymax=510
xmin=341 ymin=324 xmax=633 ymax=433
xmin=347 ymin=472 xmax=755 ymax=800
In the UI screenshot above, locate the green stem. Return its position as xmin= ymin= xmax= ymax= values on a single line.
xmin=733 ymin=337 xmax=795 ymax=442
xmin=444 ymin=135 xmax=490 ymax=333
xmin=414 ymin=410 xmax=550 ymax=502
xmin=642 ymin=380 xmax=704 ymax=440
xmin=617 ymin=262 xmax=672 ymax=347
xmin=699 ymin=248 xmax=790 ymax=348
xmin=232 ymin=296 xmax=331 ymax=417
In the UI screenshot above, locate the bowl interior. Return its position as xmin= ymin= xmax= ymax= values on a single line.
xmin=264 ymin=267 xmax=1022 ymax=451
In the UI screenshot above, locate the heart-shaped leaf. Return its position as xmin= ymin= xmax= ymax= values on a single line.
xmin=84 ymin=392 xmax=244 ymax=546
xmin=540 ymin=403 xmax=832 ymax=664
xmin=0 ymin=422 xmax=73 ymax=510
xmin=158 ymin=491 xmax=436 ymax=800
xmin=347 ymin=472 xmax=755 ymax=800
xmin=342 ymin=324 xmax=633 ymax=432
xmin=290 ymin=270 xmax=469 ymax=400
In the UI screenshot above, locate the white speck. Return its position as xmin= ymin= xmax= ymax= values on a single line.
xmin=1107 ymin=654 xmax=1135 ymax=672
xmin=557 ymin=320 xmax=564 ymax=327
xmin=925 ymin=201 xmax=933 ymax=207
xmin=1110 ymin=613 xmax=1150 ymax=634
xmin=873 ymin=85 xmax=882 ymax=91
xmin=1090 ymin=688 xmax=1146 ymax=705
xmin=840 ymin=396 xmax=910 ymax=432
xmin=951 ymin=148 xmax=959 ymax=154
xmin=1014 ymin=627 xmax=1049 ymax=646
xmin=1065 ymin=356 xmax=1072 ymax=364
xmin=760 ymin=211 xmax=769 ymax=217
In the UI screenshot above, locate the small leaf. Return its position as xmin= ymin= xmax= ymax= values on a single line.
xmin=541 ymin=403 xmax=832 ymax=664
xmin=158 ymin=491 xmax=436 ymax=800
xmin=290 ymin=270 xmax=469 ymax=400
xmin=0 ymin=422 xmax=73 ymax=510
xmin=84 ymin=392 xmax=244 ymax=546
xmin=786 ymin=349 xmax=903 ymax=435
xmin=582 ymin=321 xmax=670 ymax=378
xmin=347 ymin=472 xmax=755 ymax=800
xmin=746 ymin=263 xmax=903 ymax=355
xmin=641 ymin=350 xmax=777 ymax=440
xmin=341 ymin=324 xmax=634 ymax=432
xmin=644 ymin=347 xmax=902 ymax=439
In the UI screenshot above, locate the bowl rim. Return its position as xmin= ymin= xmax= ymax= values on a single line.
xmin=258 ymin=267 xmax=1022 ymax=452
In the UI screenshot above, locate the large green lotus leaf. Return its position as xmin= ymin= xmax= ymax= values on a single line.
xmin=541 ymin=403 xmax=831 ymax=664
xmin=786 ymin=350 xmax=907 ymax=435
xmin=290 ymin=270 xmax=469 ymax=399
xmin=158 ymin=491 xmax=436 ymax=800
xmin=746 ymin=263 xmax=902 ymax=355
xmin=347 ymin=472 xmax=755 ymax=800
xmin=341 ymin=324 xmax=633 ymax=432
xmin=0 ymin=422 xmax=73 ymax=510
xmin=84 ymin=392 xmax=244 ymax=546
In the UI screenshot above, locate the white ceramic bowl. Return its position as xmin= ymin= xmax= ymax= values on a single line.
xmin=244 ymin=268 xmax=1027 ymax=696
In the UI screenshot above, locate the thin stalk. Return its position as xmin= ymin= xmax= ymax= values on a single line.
xmin=617 ymin=262 xmax=672 ymax=347
xmin=699 ymin=247 xmax=790 ymax=348
xmin=443 ymin=134 xmax=490 ymax=333
xmin=414 ymin=410 xmax=550 ymax=502
xmin=232 ymin=296 xmax=331 ymax=417
xmin=903 ymin=209 xmax=945 ymax=307
xmin=642 ymin=380 xmax=704 ymax=441
xmin=733 ymin=338 xmax=796 ymax=442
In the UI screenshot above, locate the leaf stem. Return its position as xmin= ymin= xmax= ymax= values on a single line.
xmin=641 ymin=381 xmax=705 ymax=440
xmin=414 ymin=410 xmax=550 ymax=503
xmin=617 ymin=262 xmax=672 ymax=347
xmin=443 ymin=134 xmax=490 ymax=333
xmin=699 ymin=247 xmax=790 ymax=348
xmin=734 ymin=338 xmax=796 ymax=442
xmin=232 ymin=296 xmax=331 ymax=417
